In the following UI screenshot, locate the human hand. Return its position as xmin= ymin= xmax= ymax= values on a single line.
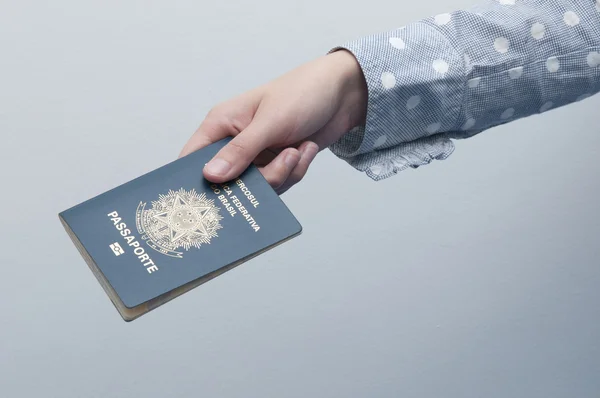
xmin=179 ymin=49 xmax=368 ymax=194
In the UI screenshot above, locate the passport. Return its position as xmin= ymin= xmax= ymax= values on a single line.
xmin=59 ymin=138 xmax=302 ymax=322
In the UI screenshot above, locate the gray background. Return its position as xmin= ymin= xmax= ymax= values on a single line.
xmin=1 ymin=0 xmax=599 ymax=397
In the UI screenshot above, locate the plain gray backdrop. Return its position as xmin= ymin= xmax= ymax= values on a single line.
xmin=1 ymin=0 xmax=599 ymax=397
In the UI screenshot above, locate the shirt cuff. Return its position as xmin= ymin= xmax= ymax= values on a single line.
xmin=327 ymin=21 xmax=466 ymax=180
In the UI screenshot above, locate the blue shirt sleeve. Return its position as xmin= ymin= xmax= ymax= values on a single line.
xmin=329 ymin=0 xmax=600 ymax=180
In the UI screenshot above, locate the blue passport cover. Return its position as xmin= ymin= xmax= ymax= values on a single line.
xmin=59 ymin=138 xmax=302 ymax=321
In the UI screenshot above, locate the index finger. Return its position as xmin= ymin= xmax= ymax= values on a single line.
xmin=178 ymin=113 xmax=238 ymax=158
xmin=179 ymin=89 xmax=263 ymax=158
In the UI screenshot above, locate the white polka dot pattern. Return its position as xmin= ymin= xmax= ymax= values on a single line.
xmin=373 ymin=135 xmax=387 ymax=148
xmin=508 ymin=66 xmax=523 ymax=79
xmin=540 ymin=101 xmax=553 ymax=112
xmin=328 ymin=0 xmax=600 ymax=181
xmin=381 ymin=72 xmax=396 ymax=89
xmin=406 ymin=95 xmax=421 ymax=110
xmin=531 ymin=23 xmax=545 ymax=40
xmin=563 ymin=11 xmax=580 ymax=26
xmin=434 ymin=13 xmax=452 ymax=26
xmin=426 ymin=122 xmax=441 ymax=134
xmin=587 ymin=51 xmax=600 ymax=67
xmin=388 ymin=37 xmax=406 ymax=50
xmin=494 ymin=37 xmax=510 ymax=53
xmin=462 ymin=118 xmax=476 ymax=130
xmin=546 ymin=57 xmax=560 ymax=73
xmin=468 ymin=77 xmax=481 ymax=87
xmin=501 ymin=108 xmax=515 ymax=119
xmin=432 ymin=59 xmax=449 ymax=74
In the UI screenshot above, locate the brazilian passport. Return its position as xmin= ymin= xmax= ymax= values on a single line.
xmin=59 ymin=138 xmax=302 ymax=322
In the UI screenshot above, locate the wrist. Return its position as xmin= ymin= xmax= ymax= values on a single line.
xmin=329 ymin=49 xmax=368 ymax=130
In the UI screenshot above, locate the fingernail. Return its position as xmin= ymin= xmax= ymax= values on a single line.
xmin=204 ymin=158 xmax=231 ymax=176
xmin=304 ymin=142 xmax=319 ymax=159
xmin=284 ymin=152 xmax=298 ymax=169
xmin=300 ymin=142 xmax=318 ymax=155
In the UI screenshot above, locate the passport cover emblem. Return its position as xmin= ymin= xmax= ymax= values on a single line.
xmin=136 ymin=188 xmax=224 ymax=258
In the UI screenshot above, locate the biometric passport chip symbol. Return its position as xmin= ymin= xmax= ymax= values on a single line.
xmin=110 ymin=242 xmax=125 ymax=256
xmin=135 ymin=188 xmax=223 ymax=258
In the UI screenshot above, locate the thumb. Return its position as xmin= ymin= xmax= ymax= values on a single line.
xmin=202 ymin=116 xmax=279 ymax=183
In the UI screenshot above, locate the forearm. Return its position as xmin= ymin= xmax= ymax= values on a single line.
xmin=330 ymin=0 xmax=600 ymax=180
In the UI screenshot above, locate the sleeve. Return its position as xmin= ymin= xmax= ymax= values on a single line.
xmin=328 ymin=0 xmax=600 ymax=181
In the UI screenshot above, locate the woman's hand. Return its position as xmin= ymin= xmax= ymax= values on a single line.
xmin=179 ymin=50 xmax=368 ymax=194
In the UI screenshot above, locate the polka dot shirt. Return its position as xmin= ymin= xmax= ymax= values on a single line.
xmin=329 ymin=0 xmax=600 ymax=180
